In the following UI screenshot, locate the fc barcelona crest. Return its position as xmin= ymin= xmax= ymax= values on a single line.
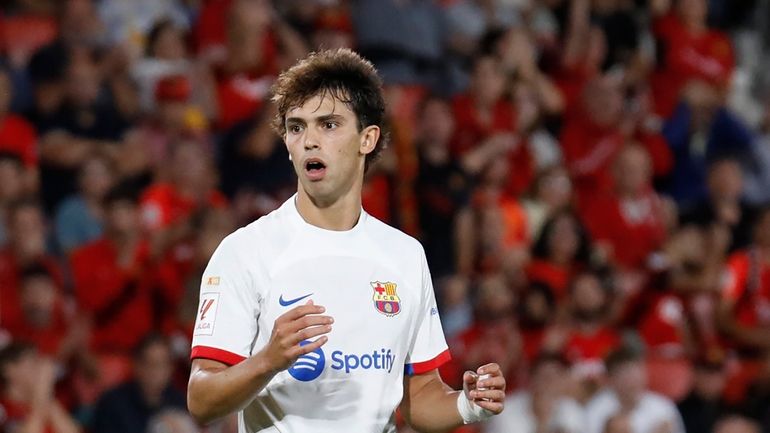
xmin=371 ymin=281 xmax=401 ymax=316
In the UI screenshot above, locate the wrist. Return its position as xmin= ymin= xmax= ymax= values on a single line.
xmin=456 ymin=391 xmax=495 ymax=424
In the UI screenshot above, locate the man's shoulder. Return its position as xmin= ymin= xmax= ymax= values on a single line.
xmin=363 ymin=214 xmax=426 ymax=258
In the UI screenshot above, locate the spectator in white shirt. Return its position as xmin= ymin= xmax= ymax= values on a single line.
xmin=585 ymin=347 xmax=685 ymax=433
xmin=484 ymin=353 xmax=584 ymax=433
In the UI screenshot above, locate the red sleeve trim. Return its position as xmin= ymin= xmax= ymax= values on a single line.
xmin=191 ymin=346 xmax=246 ymax=366
xmin=404 ymin=349 xmax=452 ymax=375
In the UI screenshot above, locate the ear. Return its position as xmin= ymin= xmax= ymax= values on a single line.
xmin=359 ymin=125 xmax=380 ymax=156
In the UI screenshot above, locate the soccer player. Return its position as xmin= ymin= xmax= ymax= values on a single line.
xmin=187 ymin=48 xmax=506 ymax=431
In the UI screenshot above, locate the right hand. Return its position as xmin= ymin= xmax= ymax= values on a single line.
xmin=262 ymin=300 xmax=333 ymax=373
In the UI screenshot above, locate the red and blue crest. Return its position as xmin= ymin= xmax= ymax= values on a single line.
xmin=371 ymin=281 xmax=401 ymax=317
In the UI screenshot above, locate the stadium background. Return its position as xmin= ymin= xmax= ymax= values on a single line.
xmin=0 ymin=0 xmax=769 ymax=432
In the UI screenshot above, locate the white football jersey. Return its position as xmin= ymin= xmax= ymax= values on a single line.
xmin=191 ymin=196 xmax=450 ymax=433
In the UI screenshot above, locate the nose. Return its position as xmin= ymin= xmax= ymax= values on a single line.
xmin=303 ymin=127 xmax=320 ymax=150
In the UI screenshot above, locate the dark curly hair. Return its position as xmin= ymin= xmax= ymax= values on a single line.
xmin=270 ymin=48 xmax=389 ymax=173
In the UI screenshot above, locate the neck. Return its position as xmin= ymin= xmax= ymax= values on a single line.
xmin=295 ymin=186 xmax=362 ymax=231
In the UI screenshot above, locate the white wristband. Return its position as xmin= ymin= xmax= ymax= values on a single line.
xmin=456 ymin=390 xmax=495 ymax=424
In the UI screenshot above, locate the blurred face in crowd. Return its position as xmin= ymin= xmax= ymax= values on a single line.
xmin=0 ymin=158 xmax=24 ymax=203
xmin=79 ymin=156 xmax=114 ymax=201
xmin=66 ymin=53 xmax=101 ymax=108
xmin=106 ymin=199 xmax=140 ymax=238
xmin=714 ymin=417 xmax=761 ymax=433
xmin=471 ymin=56 xmax=507 ymax=108
xmin=477 ymin=274 xmax=515 ymax=320
xmin=8 ymin=204 xmax=46 ymax=260
xmin=0 ymin=70 xmax=11 ymax=118
xmin=754 ymin=208 xmax=770 ymax=248
xmin=20 ymin=273 xmax=57 ymax=328
xmin=531 ymin=359 xmax=565 ymax=396
xmin=692 ymin=364 xmax=726 ymax=400
xmin=604 ymin=413 xmax=633 ymax=433
xmin=609 ymin=360 xmax=647 ymax=406
xmin=570 ymin=273 xmax=607 ymax=323
xmin=547 ymin=213 xmax=580 ymax=264
xmin=135 ymin=340 xmax=174 ymax=401
xmin=171 ymin=143 xmax=212 ymax=192
xmin=534 ymin=167 xmax=572 ymax=210
xmin=440 ymin=275 xmax=470 ymax=309
xmin=519 ymin=286 xmax=553 ymax=329
xmin=418 ymin=98 xmax=455 ymax=147
xmin=150 ymin=24 xmax=188 ymax=61
xmin=707 ymin=159 xmax=743 ymax=202
xmin=677 ymin=0 xmax=708 ymax=28
xmin=614 ymin=144 xmax=652 ymax=196
xmin=284 ymin=94 xmax=378 ymax=205
xmin=583 ymin=75 xmax=623 ymax=128
xmin=1 ymin=349 xmax=38 ymax=396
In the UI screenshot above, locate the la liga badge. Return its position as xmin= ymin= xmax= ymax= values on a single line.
xmin=371 ymin=281 xmax=401 ymax=316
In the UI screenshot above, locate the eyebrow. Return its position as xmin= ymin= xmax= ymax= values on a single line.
xmin=285 ymin=113 xmax=346 ymax=125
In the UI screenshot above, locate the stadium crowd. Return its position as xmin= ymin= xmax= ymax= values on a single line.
xmin=0 ymin=0 xmax=768 ymax=432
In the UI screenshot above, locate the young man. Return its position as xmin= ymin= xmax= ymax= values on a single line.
xmin=187 ymin=48 xmax=506 ymax=431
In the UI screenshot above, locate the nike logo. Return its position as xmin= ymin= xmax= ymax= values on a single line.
xmin=279 ymin=293 xmax=313 ymax=306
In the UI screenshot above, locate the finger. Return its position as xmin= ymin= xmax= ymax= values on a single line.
xmin=282 ymin=315 xmax=334 ymax=335
xmin=463 ymin=371 xmax=478 ymax=386
xmin=470 ymin=389 xmax=506 ymax=402
xmin=277 ymin=304 xmax=326 ymax=322
xmin=288 ymin=336 xmax=328 ymax=358
xmin=477 ymin=376 xmax=506 ymax=390
xmin=284 ymin=324 xmax=333 ymax=346
xmin=474 ymin=400 xmax=504 ymax=414
xmin=477 ymin=363 xmax=501 ymax=376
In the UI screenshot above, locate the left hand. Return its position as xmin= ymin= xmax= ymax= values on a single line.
xmin=462 ymin=363 xmax=506 ymax=414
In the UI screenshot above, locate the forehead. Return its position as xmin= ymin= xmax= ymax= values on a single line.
xmin=286 ymin=93 xmax=356 ymax=120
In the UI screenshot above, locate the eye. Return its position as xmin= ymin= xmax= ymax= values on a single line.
xmin=323 ymin=121 xmax=338 ymax=130
xmin=288 ymin=124 xmax=303 ymax=134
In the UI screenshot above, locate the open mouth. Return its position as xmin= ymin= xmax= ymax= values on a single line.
xmin=304 ymin=159 xmax=327 ymax=180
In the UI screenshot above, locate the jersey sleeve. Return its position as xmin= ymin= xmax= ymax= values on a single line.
xmin=404 ymin=248 xmax=451 ymax=375
xmin=191 ymin=233 xmax=260 ymax=365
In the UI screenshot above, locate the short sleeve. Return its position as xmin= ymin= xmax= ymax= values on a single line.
xmin=191 ymin=233 xmax=260 ymax=365
xmin=404 ymin=248 xmax=451 ymax=375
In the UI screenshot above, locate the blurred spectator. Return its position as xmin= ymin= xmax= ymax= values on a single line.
xmin=415 ymin=96 xmax=470 ymax=277
xmin=581 ymin=144 xmax=668 ymax=271
xmin=0 ymin=199 xmax=61 ymax=330
xmin=436 ymin=275 xmax=473 ymax=339
xmin=662 ymin=81 xmax=754 ymax=207
xmin=743 ymin=354 xmax=770 ymax=431
xmin=518 ymin=283 xmax=558 ymax=363
xmin=584 ymin=347 xmax=685 ymax=433
xmin=219 ymin=108 xmax=295 ymax=223
xmin=680 ymin=157 xmax=756 ymax=252
xmin=7 ymin=263 xmax=89 ymax=364
xmin=743 ymin=100 xmax=770 ymax=205
xmin=453 ymin=55 xmax=533 ymax=196
xmin=548 ymin=271 xmax=621 ymax=399
xmin=0 ymin=67 xmax=37 ymax=170
xmin=650 ymin=0 xmax=735 ymax=118
xmin=70 ymin=184 xmax=153 ymax=355
xmin=483 ymin=353 xmax=584 ymax=433
xmin=527 ymin=210 xmax=592 ymax=301
xmin=560 ymin=74 xmax=625 ymax=208
xmin=677 ymin=352 xmax=732 ymax=433
xmin=0 ymin=153 xmax=32 ymax=246
xmin=717 ymin=206 xmax=770 ymax=354
xmin=713 ymin=416 xmax=762 ymax=433
xmin=54 ymin=154 xmax=114 ymax=255
xmin=147 ymin=409 xmax=201 ymax=433
xmin=521 ymin=166 xmax=573 ymax=239
xmin=92 ymin=333 xmax=185 ymax=433
xmin=97 ymin=0 xmax=189 ymax=60
xmin=208 ymin=0 xmax=306 ymax=129
xmin=58 ymin=0 xmax=107 ymax=48
xmin=604 ymin=412 xmax=634 ymax=433
xmin=0 ymin=342 xmax=80 ymax=432
xmin=353 ymin=0 xmax=445 ymax=89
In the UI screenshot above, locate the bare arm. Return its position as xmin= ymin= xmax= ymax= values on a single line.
xmin=187 ymin=302 xmax=333 ymax=424
xmin=716 ymin=300 xmax=770 ymax=350
xmin=561 ymin=0 xmax=591 ymax=69
xmin=400 ymin=364 xmax=505 ymax=433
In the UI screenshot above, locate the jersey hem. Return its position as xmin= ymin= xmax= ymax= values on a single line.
xmin=191 ymin=345 xmax=247 ymax=366
xmin=404 ymin=348 xmax=452 ymax=375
